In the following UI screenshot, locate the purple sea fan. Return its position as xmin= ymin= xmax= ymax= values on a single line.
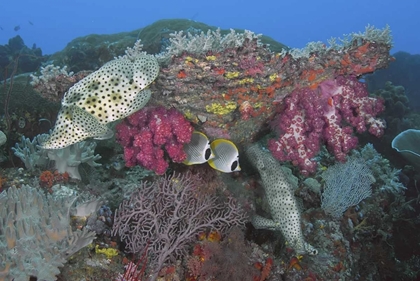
xmin=112 ymin=172 xmax=247 ymax=281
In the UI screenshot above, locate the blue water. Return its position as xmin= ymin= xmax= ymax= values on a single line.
xmin=0 ymin=0 xmax=418 ymax=55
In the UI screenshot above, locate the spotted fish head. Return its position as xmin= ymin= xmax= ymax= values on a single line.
xmin=304 ymin=243 xmax=318 ymax=256
xmin=42 ymin=54 xmax=159 ymax=149
xmin=294 ymin=241 xmax=319 ymax=256
xmin=246 ymin=144 xmax=273 ymax=175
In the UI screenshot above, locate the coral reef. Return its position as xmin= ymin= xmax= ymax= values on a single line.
xmin=39 ymin=170 xmax=69 ymax=190
xmin=371 ymin=81 xmax=414 ymax=148
xmin=353 ymin=143 xmax=406 ymax=193
xmin=0 ymin=74 xmax=59 ymax=139
xmin=186 ymin=227 xmax=262 ymax=281
xmin=12 ymin=133 xmax=50 ymax=170
xmin=1 ymin=20 xmax=414 ymax=281
xmin=149 ymin=25 xmax=392 ymax=147
xmin=47 ymin=19 xmax=287 ymax=73
xmin=46 ymin=140 xmax=102 ymax=180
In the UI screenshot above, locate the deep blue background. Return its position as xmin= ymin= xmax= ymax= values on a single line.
xmin=0 ymin=0 xmax=418 ymax=55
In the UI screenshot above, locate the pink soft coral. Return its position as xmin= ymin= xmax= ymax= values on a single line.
xmin=268 ymin=75 xmax=385 ymax=175
xmin=116 ymin=106 xmax=193 ymax=174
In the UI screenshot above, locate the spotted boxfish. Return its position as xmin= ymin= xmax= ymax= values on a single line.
xmin=246 ymin=144 xmax=318 ymax=255
xmin=42 ymin=54 xmax=159 ymax=149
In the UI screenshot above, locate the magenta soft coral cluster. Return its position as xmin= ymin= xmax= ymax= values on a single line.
xmin=116 ymin=106 xmax=193 ymax=174
xmin=268 ymin=75 xmax=385 ymax=175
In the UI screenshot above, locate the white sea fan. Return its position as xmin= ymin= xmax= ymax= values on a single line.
xmin=321 ymin=157 xmax=374 ymax=218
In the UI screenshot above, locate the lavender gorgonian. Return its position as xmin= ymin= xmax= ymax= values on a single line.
xmin=112 ymin=172 xmax=247 ymax=281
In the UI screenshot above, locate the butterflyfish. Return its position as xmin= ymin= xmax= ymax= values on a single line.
xmin=183 ymin=131 xmax=214 ymax=165
xmin=208 ymin=139 xmax=241 ymax=173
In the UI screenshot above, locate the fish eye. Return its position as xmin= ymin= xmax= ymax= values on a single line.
xmin=231 ymin=160 xmax=238 ymax=172
xmin=205 ymin=148 xmax=212 ymax=160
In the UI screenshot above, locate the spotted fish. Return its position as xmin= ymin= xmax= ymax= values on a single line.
xmin=42 ymin=54 xmax=159 ymax=149
xmin=246 ymin=144 xmax=317 ymax=255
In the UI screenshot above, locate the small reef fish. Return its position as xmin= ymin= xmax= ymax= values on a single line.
xmin=0 ymin=26 xmax=3 ymax=31
xmin=183 ymin=131 xmax=214 ymax=165
xmin=208 ymin=139 xmax=241 ymax=173
xmin=28 ymin=21 xmax=34 ymax=25
xmin=14 ymin=25 xmax=20 ymax=31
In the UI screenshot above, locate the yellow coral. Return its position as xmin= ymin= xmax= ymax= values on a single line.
xmin=185 ymin=56 xmax=198 ymax=64
xmin=206 ymin=102 xmax=237 ymax=115
xmin=184 ymin=109 xmax=198 ymax=123
xmin=95 ymin=245 xmax=119 ymax=259
xmin=269 ymin=73 xmax=278 ymax=82
xmin=225 ymin=71 xmax=240 ymax=79
xmin=206 ymin=55 xmax=217 ymax=61
xmin=238 ymin=78 xmax=254 ymax=85
xmin=254 ymin=102 xmax=262 ymax=108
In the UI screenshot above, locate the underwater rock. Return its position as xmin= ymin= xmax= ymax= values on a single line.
xmin=7 ymin=35 xmax=25 ymax=52
xmin=0 ymin=35 xmax=46 ymax=80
